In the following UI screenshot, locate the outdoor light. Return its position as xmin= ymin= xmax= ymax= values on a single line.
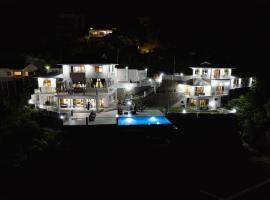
xmin=126 ymin=84 xmax=133 ymax=91
xmin=180 ymin=73 xmax=183 ymax=76
xmin=126 ymin=117 xmax=134 ymax=124
xmin=127 ymin=101 xmax=132 ymax=106
xmin=149 ymin=116 xmax=157 ymax=122
xmin=60 ymin=115 xmax=64 ymax=120
xmin=125 ymin=66 xmax=128 ymax=69
xmin=145 ymin=68 xmax=148 ymax=71
xmin=28 ymin=99 xmax=33 ymax=104
xmin=45 ymin=65 xmax=50 ymax=71
xmin=209 ymin=101 xmax=215 ymax=108
xmin=231 ymin=108 xmax=237 ymax=113
xmin=149 ymin=78 xmax=152 ymax=82
xmin=182 ymin=109 xmax=187 ymax=114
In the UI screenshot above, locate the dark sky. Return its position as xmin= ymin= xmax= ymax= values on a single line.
xmin=0 ymin=0 xmax=270 ymax=74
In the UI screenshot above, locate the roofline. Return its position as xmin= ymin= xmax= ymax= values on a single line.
xmin=57 ymin=63 xmax=118 ymax=65
xmin=189 ymin=67 xmax=237 ymax=69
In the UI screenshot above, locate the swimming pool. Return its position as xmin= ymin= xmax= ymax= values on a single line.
xmin=117 ymin=116 xmax=172 ymax=126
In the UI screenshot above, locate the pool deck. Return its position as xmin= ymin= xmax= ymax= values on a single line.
xmin=63 ymin=109 xmax=164 ymax=126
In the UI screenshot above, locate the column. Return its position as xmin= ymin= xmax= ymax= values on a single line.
xmin=96 ymin=96 xmax=99 ymax=112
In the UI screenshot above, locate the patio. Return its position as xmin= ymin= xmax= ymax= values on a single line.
xmin=63 ymin=109 xmax=164 ymax=126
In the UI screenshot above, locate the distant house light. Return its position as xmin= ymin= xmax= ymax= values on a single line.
xmin=180 ymin=73 xmax=183 ymax=76
xmin=182 ymin=109 xmax=187 ymax=114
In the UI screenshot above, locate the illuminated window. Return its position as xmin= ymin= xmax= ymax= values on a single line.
xmin=216 ymin=86 xmax=224 ymax=95
xmin=199 ymin=99 xmax=209 ymax=106
xmin=14 ymin=71 xmax=22 ymax=76
xmin=214 ymin=70 xmax=220 ymax=78
xmin=195 ymin=86 xmax=204 ymax=96
xmin=43 ymin=80 xmax=51 ymax=87
xmin=24 ymin=72 xmax=29 ymax=76
xmin=190 ymin=99 xmax=197 ymax=106
xmin=72 ymin=66 xmax=85 ymax=73
xmin=91 ymin=78 xmax=106 ymax=88
xmin=95 ymin=66 xmax=103 ymax=73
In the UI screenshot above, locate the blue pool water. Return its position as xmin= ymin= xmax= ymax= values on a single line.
xmin=117 ymin=116 xmax=172 ymax=126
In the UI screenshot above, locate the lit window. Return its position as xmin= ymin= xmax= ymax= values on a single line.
xmin=95 ymin=66 xmax=103 ymax=73
xmin=24 ymin=72 xmax=29 ymax=76
xmin=14 ymin=71 xmax=22 ymax=76
xmin=72 ymin=66 xmax=85 ymax=73
xmin=43 ymin=80 xmax=51 ymax=87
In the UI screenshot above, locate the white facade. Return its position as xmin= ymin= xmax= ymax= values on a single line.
xmin=29 ymin=64 xmax=151 ymax=112
xmin=116 ymin=68 xmax=148 ymax=89
xmin=164 ymin=66 xmax=252 ymax=110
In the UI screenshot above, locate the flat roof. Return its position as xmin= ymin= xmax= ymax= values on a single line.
xmin=190 ymin=67 xmax=236 ymax=69
xmin=57 ymin=63 xmax=118 ymax=65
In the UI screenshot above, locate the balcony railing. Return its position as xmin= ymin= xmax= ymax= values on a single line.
xmin=214 ymin=91 xmax=229 ymax=95
xmin=86 ymin=87 xmax=109 ymax=94
xmin=40 ymin=87 xmax=56 ymax=93
xmin=195 ymin=92 xmax=205 ymax=96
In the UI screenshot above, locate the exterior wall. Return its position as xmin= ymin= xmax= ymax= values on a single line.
xmin=178 ymin=84 xmax=211 ymax=97
xmin=191 ymin=67 xmax=232 ymax=79
xmin=211 ymin=79 xmax=231 ymax=95
xmin=116 ymin=68 xmax=147 ymax=83
xmin=0 ymin=68 xmax=13 ymax=79
xmin=63 ymin=65 xmax=72 ymax=88
xmin=38 ymin=77 xmax=57 ymax=88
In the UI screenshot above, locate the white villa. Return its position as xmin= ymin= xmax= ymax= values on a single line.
xmin=162 ymin=62 xmax=253 ymax=110
xmin=29 ymin=64 xmax=149 ymax=112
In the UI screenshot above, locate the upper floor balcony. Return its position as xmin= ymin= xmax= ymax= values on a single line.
xmin=194 ymin=92 xmax=206 ymax=96
xmin=70 ymin=72 xmax=86 ymax=82
xmin=38 ymin=87 xmax=56 ymax=94
xmin=212 ymin=90 xmax=229 ymax=96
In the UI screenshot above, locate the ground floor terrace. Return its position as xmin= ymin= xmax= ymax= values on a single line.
xmin=61 ymin=109 xmax=164 ymax=126
xmin=186 ymin=96 xmax=222 ymax=110
xmin=35 ymin=92 xmax=117 ymax=112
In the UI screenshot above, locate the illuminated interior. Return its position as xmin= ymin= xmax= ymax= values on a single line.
xmin=14 ymin=71 xmax=22 ymax=76
xmin=43 ymin=79 xmax=51 ymax=87
xmin=95 ymin=66 xmax=103 ymax=73
xmin=214 ymin=69 xmax=220 ymax=78
xmin=72 ymin=66 xmax=85 ymax=73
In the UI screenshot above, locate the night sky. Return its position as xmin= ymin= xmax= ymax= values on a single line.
xmin=0 ymin=0 xmax=270 ymax=75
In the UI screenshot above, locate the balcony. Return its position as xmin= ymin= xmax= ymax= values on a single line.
xmin=214 ymin=90 xmax=229 ymax=96
xmin=86 ymin=87 xmax=109 ymax=94
xmin=195 ymin=92 xmax=205 ymax=96
xmin=70 ymin=72 xmax=86 ymax=82
xmin=40 ymin=87 xmax=56 ymax=93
